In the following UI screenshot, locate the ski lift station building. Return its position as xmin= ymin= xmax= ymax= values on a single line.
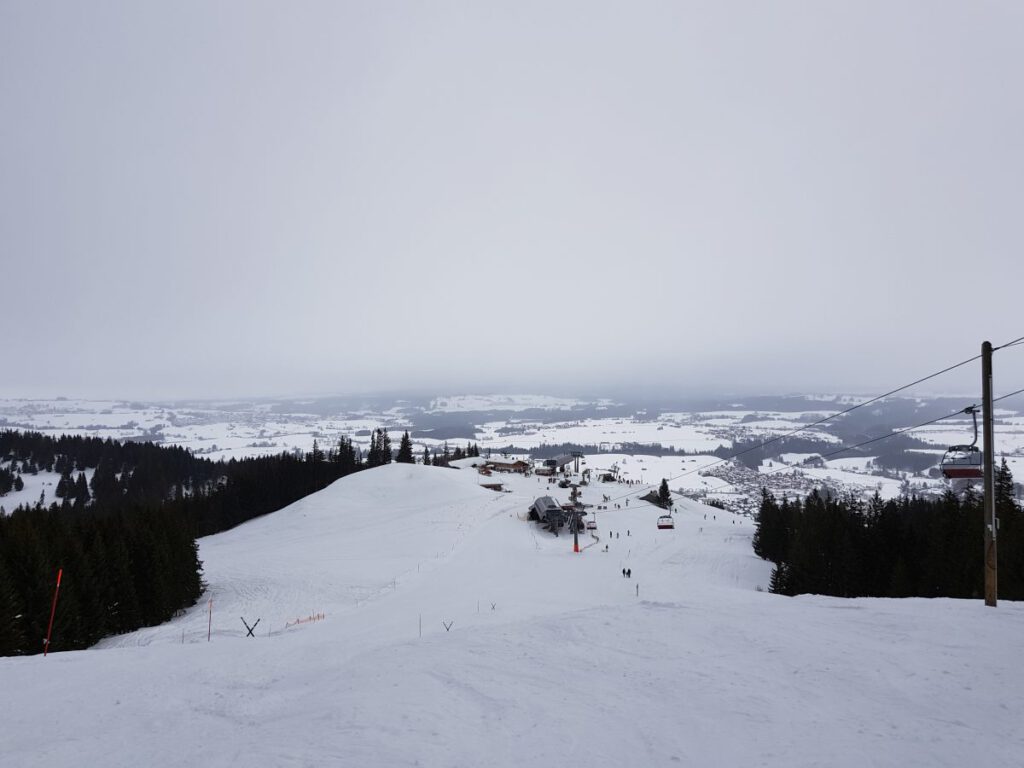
xmin=531 ymin=496 xmax=565 ymax=528
xmin=543 ymin=455 xmax=576 ymax=472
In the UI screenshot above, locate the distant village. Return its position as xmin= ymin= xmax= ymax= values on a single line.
xmin=448 ymin=450 xmax=938 ymax=520
xmin=690 ymin=460 xmax=946 ymax=517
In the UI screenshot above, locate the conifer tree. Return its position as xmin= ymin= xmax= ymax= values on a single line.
xmin=753 ymin=489 xmax=786 ymax=563
xmin=55 ymin=472 xmax=71 ymax=499
xmin=995 ymin=459 xmax=1017 ymax=515
xmin=365 ymin=428 xmax=393 ymax=467
xmin=335 ymin=436 xmax=359 ymax=474
xmin=769 ymin=562 xmax=791 ymax=595
xmin=370 ymin=434 xmax=382 ymax=468
xmin=0 ymin=560 xmax=27 ymax=655
xmin=396 ymin=431 xmax=414 ymax=464
xmin=74 ymin=472 xmax=90 ymax=505
xmin=658 ymin=478 xmax=672 ymax=508
xmin=89 ymin=458 xmax=120 ymax=505
xmin=994 ymin=459 xmax=1023 ymax=597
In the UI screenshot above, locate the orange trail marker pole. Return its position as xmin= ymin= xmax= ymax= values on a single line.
xmin=43 ymin=568 xmax=62 ymax=657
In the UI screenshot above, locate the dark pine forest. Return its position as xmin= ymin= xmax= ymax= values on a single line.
xmin=753 ymin=460 xmax=1024 ymax=600
xmin=0 ymin=430 xmax=367 ymax=656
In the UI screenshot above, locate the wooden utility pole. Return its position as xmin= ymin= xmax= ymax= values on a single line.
xmin=982 ymin=341 xmax=997 ymax=607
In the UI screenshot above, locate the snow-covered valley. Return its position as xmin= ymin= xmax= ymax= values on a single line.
xmin=4 ymin=392 xmax=1023 ymax=518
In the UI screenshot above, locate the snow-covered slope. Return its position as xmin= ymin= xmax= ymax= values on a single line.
xmin=2 ymin=464 xmax=1022 ymax=767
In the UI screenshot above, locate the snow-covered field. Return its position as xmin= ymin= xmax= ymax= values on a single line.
xmin=2 ymin=464 xmax=1022 ymax=767
xmin=3 ymin=393 xmax=1022 ymax=515
xmin=0 ymin=464 xmax=86 ymax=513
xmin=587 ymin=453 xmax=739 ymax=496
xmin=0 ymin=395 xmax=858 ymax=462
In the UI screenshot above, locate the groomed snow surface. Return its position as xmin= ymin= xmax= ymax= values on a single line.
xmin=2 ymin=464 xmax=1022 ymax=767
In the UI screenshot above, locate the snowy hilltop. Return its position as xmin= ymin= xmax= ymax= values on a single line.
xmin=2 ymin=463 xmax=1022 ymax=767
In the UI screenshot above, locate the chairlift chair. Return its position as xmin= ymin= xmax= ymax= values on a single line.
xmin=940 ymin=406 xmax=984 ymax=481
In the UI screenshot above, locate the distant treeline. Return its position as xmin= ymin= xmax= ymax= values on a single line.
xmin=721 ymin=433 xmax=939 ymax=474
xmin=421 ymin=441 xmax=481 ymax=466
xmin=753 ymin=460 xmax=1024 ymax=599
xmin=493 ymin=434 xmax=938 ymax=475
xmin=0 ymin=431 xmax=364 ymax=535
xmin=0 ymin=430 xmax=372 ymax=655
xmin=716 ymin=436 xmax=834 ymax=468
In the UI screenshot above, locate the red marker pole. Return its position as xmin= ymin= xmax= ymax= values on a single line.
xmin=43 ymin=568 xmax=62 ymax=657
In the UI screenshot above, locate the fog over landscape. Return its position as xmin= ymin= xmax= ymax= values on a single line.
xmin=2 ymin=2 xmax=1022 ymax=400
xmin=5 ymin=6 xmax=1024 ymax=768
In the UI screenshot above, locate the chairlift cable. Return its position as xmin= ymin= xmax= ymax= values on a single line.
xmin=756 ymin=382 xmax=1022 ymax=483
xmin=597 ymin=351 xmax=986 ymax=505
xmin=993 ymin=335 xmax=1024 ymax=351
xmin=725 ymin=351 xmax=984 ymax=455
xmin=993 ymin=386 xmax=1024 ymax=403
xmin=591 ymin=342 xmax=1016 ymax=505
xmin=757 ymin=406 xmax=975 ymax=478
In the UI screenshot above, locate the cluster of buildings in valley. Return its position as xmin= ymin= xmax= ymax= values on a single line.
xmin=682 ymin=463 xmax=830 ymax=516
xmin=457 ymin=448 xmax=958 ymax=518
xmin=689 ymin=460 xmax=949 ymax=516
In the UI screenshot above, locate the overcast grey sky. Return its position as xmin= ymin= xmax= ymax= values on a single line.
xmin=2 ymin=1 xmax=1022 ymax=400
